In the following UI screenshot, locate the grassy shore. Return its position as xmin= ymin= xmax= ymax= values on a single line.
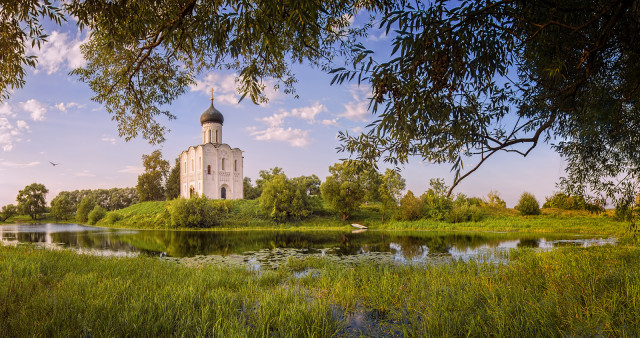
xmin=1 ymin=244 xmax=639 ymax=336
xmin=1 ymin=200 xmax=632 ymax=236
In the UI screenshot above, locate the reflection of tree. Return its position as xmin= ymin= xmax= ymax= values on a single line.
xmin=517 ymin=238 xmax=540 ymax=248
xmin=4 ymin=226 xmax=567 ymax=260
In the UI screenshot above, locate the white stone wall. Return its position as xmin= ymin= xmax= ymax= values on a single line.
xmin=180 ymin=144 xmax=243 ymax=200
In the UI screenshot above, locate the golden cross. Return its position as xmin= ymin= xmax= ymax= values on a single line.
xmin=210 ymin=88 xmax=214 ymax=103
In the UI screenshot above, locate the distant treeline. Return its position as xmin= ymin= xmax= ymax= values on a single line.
xmin=50 ymin=188 xmax=139 ymax=220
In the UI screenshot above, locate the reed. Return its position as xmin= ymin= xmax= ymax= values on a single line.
xmin=1 ymin=244 xmax=638 ymax=336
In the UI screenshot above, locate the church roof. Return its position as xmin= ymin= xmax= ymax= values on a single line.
xmin=200 ymin=102 xmax=224 ymax=125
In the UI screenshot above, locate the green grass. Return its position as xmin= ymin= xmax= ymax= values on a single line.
xmin=1 ymin=243 xmax=639 ymax=336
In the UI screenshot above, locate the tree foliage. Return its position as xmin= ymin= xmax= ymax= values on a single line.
xmin=137 ymin=150 xmax=170 ymax=201
xmin=76 ymin=196 xmax=96 ymax=222
xmin=398 ymin=190 xmax=422 ymax=221
xmin=335 ymin=0 xmax=640 ymax=206
xmin=320 ymin=161 xmax=366 ymax=221
xmin=515 ymin=192 xmax=541 ymax=216
xmin=16 ymin=183 xmax=48 ymax=220
xmin=378 ymin=169 xmax=406 ymax=222
xmin=243 ymin=177 xmax=261 ymax=200
xmin=165 ymin=158 xmax=181 ymax=200
xmin=51 ymin=188 xmax=138 ymax=212
xmin=258 ymin=170 xmax=315 ymax=222
xmin=0 ymin=0 xmax=64 ymax=101
xmin=50 ymin=193 xmax=75 ymax=220
xmin=0 ymin=204 xmax=18 ymax=222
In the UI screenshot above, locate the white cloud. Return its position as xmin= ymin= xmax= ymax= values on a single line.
xmin=351 ymin=126 xmax=363 ymax=133
xmin=0 ymin=102 xmax=14 ymax=117
xmin=55 ymin=102 xmax=84 ymax=112
xmin=101 ymin=136 xmax=116 ymax=145
xmin=75 ymin=170 xmax=96 ymax=177
xmin=191 ymin=73 xmax=284 ymax=106
xmin=321 ymin=118 xmax=340 ymax=126
xmin=29 ymin=30 xmax=89 ymax=75
xmin=1 ymin=161 xmax=40 ymax=167
xmin=21 ymin=99 xmax=47 ymax=121
xmin=16 ymin=120 xmax=29 ymax=130
xmin=341 ymin=85 xmax=371 ymax=122
xmin=118 ymin=165 xmax=144 ymax=175
xmin=0 ymin=118 xmax=21 ymax=151
xmin=289 ymin=101 xmax=327 ymax=122
xmin=250 ymin=126 xmax=311 ymax=147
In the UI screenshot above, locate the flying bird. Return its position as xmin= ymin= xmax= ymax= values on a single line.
xmin=49 ymin=161 xmax=60 ymax=166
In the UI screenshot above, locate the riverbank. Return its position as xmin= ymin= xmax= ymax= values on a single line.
xmin=1 ymin=244 xmax=638 ymax=336
xmin=1 ymin=200 xmax=632 ymax=236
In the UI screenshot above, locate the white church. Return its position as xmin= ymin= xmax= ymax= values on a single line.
xmin=179 ymin=94 xmax=243 ymax=199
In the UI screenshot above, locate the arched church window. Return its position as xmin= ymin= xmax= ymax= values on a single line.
xmin=234 ymin=160 xmax=237 ymax=172
xmin=207 ymin=165 xmax=211 ymax=174
xmin=215 ymin=130 xmax=218 ymax=143
xmin=221 ymin=187 xmax=226 ymax=199
xmin=199 ymin=157 xmax=201 ymax=169
xmin=208 ymin=130 xmax=212 ymax=143
xmin=222 ymin=158 xmax=225 ymax=171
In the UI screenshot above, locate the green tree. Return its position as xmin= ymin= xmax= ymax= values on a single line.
xmin=16 ymin=183 xmax=48 ymax=220
xmin=76 ymin=196 xmax=96 ymax=223
xmin=320 ymin=161 xmax=365 ymax=221
xmin=334 ymin=1 xmax=640 ymax=206
xmin=483 ymin=190 xmax=507 ymax=209
xmin=243 ymin=177 xmax=261 ymax=200
xmin=378 ymin=169 xmax=406 ymax=222
xmin=51 ymin=192 xmax=75 ymax=220
xmin=87 ymin=205 xmax=107 ymax=225
xmin=137 ymin=150 xmax=170 ymax=201
xmin=420 ymin=179 xmax=453 ymax=221
xmin=165 ymin=158 xmax=181 ymax=200
xmin=515 ymin=192 xmax=541 ymax=216
xmin=0 ymin=204 xmax=18 ymax=222
xmin=259 ymin=171 xmax=313 ymax=222
xmin=398 ymin=190 xmax=423 ymax=221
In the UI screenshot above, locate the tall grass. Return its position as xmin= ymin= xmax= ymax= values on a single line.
xmin=1 ymin=244 xmax=639 ymax=336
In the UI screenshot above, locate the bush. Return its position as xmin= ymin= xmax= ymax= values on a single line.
xmin=87 ymin=206 xmax=107 ymax=225
xmin=102 ymin=212 xmax=123 ymax=225
xmin=167 ymin=197 xmax=222 ymax=228
xmin=76 ymin=197 xmax=96 ymax=223
xmin=446 ymin=205 xmax=485 ymax=223
xmin=398 ymin=191 xmax=423 ymax=221
xmin=515 ymin=192 xmax=541 ymax=215
xmin=543 ymin=193 xmax=588 ymax=210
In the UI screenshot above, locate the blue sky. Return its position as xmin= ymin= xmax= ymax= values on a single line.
xmin=0 ymin=14 xmax=565 ymax=208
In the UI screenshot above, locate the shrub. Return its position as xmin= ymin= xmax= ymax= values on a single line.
xmin=398 ymin=191 xmax=423 ymax=221
xmin=76 ymin=197 xmax=96 ymax=222
xmin=483 ymin=190 xmax=507 ymax=208
xmin=87 ymin=206 xmax=107 ymax=225
xmin=515 ymin=192 xmax=541 ymax=215
xmin=168 ymin=197 xmax=220 ymax=228
xmin=0 ymin=204 xmax=18 ymax=222
xmin=446 ymin=205 xmax=485 ymax=223
xmin=102 ymin=212 xmax=123 ymax=225
xmin=543 ymin=193 xmax=588 ymax=210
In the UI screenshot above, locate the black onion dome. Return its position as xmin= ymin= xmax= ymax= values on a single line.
xmin=200 ymin=103 xmax=224 ymax=125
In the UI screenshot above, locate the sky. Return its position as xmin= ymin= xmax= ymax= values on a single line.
xmin=0 ymin=13 xmax=566 ymax=208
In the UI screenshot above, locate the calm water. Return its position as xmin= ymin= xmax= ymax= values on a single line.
xmin=0 ymin=223 xmax=615 ymax=268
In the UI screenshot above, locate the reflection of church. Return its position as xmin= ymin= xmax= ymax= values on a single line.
xmin=179 ymin=93 xmax=243 ymax=199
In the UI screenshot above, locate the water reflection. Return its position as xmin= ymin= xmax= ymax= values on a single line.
xmin=0 ymin=224 xmax=616 ymax=267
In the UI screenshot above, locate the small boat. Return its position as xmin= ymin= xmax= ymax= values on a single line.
xmin=351 ymin=223 xmax=368 ymax=229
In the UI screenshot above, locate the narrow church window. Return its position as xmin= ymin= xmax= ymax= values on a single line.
xmin=215 ymin=130 xmax=218 ymax=143
xmin=207 ymin=165 xmax=211 ymax=174
xmin=191 ymin=159 xmax=194 ymax=170
xmin=221 ymin=187 xmax=226 ymax=199
xmin=222 ymin=158 xmax=225 ymax=171
xmin=199 ymin=157 xmax=201 ymax=168
xmin=234 ymin=160 xmax=237 ymax=172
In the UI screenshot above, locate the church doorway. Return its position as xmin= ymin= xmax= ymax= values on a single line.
xmin=189 ymin=186 xmax=195 ymax=198
xmin=221 ymin=187 xmax=227 ymax=199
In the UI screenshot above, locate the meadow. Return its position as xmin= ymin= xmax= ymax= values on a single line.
xmin=1 ymin=243 xmax=639 ymax=336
